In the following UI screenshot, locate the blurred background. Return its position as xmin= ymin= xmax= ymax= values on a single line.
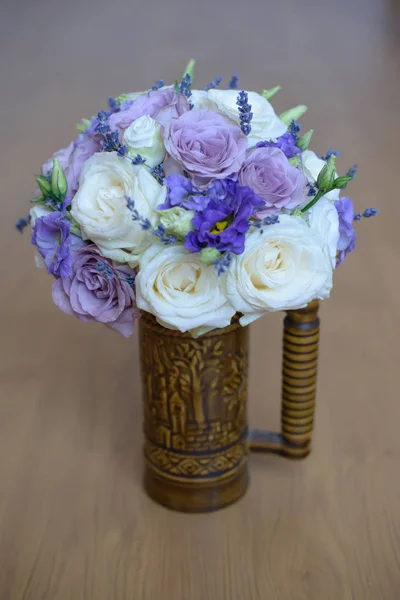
xmin=1 ymin=0 xmax=399 ymax=597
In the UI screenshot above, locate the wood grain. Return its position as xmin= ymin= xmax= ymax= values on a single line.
xmin=1 ymin=0 xmax=400 ymax=597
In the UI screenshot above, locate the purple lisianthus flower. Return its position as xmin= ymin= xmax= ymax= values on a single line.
xmin=184 ymin=181 xmax=262 ymax=255
xmin=41 ymin=133 xmax=102 ymax=197
xmin=334 ymin=196 xmax=356 ymax=265
xmin=31 ymin=210 xmax=84 ymax=278
xmin=52 ymin=246 xmax=139 ymax=338
xmin=238 ymin=147 xmax=307 ymax=217
xmin=109 ymin=88 xmax=189 ymax=132
xmin=257 ymin=131 xmax=301 ymax=159
xmin=164 ymin=109 xmax=248 ymax=187
xmin=159 ymin=174 xmax=211 ymax=212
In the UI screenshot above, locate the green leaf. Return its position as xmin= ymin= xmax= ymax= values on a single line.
xmin=279 ymin=105 xmax=308 ymax=125
xmin=288 ymin=156 xmax=300 ymax=167
xmin=30 ymin=196 xmax=45 ymax=204
xmin=76 ymin=117 xmax=92 ymax=133
xmin=36 ymin=175 xmax=52 ymax=197
xmin=181 ymin=59 xmax=196 ymax=83
xmin=51 ymin=157 xmax=68 ymax=201
xmin=261 ymin=86 xmax=281 ymax=101
xmin=297 ymin=129 xmax=314 ymax=151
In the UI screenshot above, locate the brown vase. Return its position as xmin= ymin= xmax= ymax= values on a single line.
xmin=139 ymin=301 xmax=320 ymax=513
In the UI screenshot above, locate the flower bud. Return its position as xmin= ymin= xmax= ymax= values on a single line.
xmin=316 ymin=154 xmax=336 ymax=192
xmin=36 ymin=175 xmax=52 ymax=198
xmin=200 ymin=247 xmax=221 ymax=265
xmin=50 ymin=158 xmax=68 ymax=201
xmin=158 ymin=207 xmax=194 ymax=239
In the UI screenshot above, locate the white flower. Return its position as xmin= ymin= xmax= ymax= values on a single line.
xmin=190 ymin=90 xmax=213 ymax=110
xmin=71 ymin=152 xmax=166 ymax=267
xmin=300 ymin=150 xmax=340 ymax=201
xmin=158 ymin=206 xmax=194 ymax=239
xmin=225 ymin=215 xmax=332 ymax=326
xmin=136 ymin=244 xmax=235 ymax=336
xmin=29 ymin=204 xmax=52 ymax=225
xmin=123 ymin=115 xmax=165 ymax=168
xmin=307 ymin=198 xmax=339 ymax=268
xmin=207 ymin=89 xmax=287 ymax=147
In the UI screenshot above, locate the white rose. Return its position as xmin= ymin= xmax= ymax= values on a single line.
xmin=307 ymin=198 xmax=339 ymax=268
xmin=190 ymin=89 xmax=213 ymax=110
xmin=207 ymin=89 xmax=287 ymax=147
xmin=136 ymin=244 xmax=235 ymax=336
xmin=300 ymin=150 xmax=340 ymax=201
xmin=71 ymin=152 xmax=166 ymax=267
xmin=123 ymin=115 xmax=165 ymax=168
xmin=226 ymin=215 xmax=332 ymax=326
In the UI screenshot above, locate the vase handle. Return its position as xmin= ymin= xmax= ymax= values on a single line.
xmin=248 ymin=300 xmax=320 ymax=460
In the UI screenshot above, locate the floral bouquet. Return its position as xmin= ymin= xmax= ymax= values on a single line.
xmin=18 ymin=60 xmax=376 ymax=338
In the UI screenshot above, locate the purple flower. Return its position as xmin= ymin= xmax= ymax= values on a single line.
xmin=163 ymin=109 xmax=248 ymax=187
xmin=334 ymin=197 xmax=356 ymax=265
xmin=109 ymin=88 xmax=189 ymax=132
xmin=257 ymin=132 xmax=301 ymax=159
xmin=31 ymin=211 xmax=82 ymax=278
xmin=159 ymin=174 xmax=211 ymax=211
xmin=238 ymin=147 xmax=307 ymax=217
xmin=184 ymin=180 xmax=262 ymax=255
xmin=52 ymin=246 xmax=139 ymax=338
xmin=41 ymin=133 xmax=102 ymax=197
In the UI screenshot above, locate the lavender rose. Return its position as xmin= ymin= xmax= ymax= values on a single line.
xmin=109 ymin=88 xmax=189 ymax=132
xmin=334 ymin=197 xmax=356 ymax=265
xmin=42 ymin=133 xmax=101 ymax=196
xmin=52 ymin=246 xmax=139 ymax=337
xmin=163 ymin=109 xmax=248 ymax=187
xmin=238 ymin=147 xmax=307 ymax=216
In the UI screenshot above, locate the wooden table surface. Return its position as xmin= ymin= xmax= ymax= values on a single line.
xmin=1 ymin=0 xmax=399 ymax=597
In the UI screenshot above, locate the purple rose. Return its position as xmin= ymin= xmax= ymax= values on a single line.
xmin=334 ymin=196 xmax=356 ymax=265
xmin=238 ymin=147 xmax=307 ymax=216
xmin=52 ymin=246 xmax=139 ymax=337
xmin=163 ymin=109 xmax=248 ymax=187
xmin=184 ymin=180 xmax=262 ymax=255
xmin=31 ymin=210 xmax=84 ymax=277
xmin=109 ymin=88 xmax=189 ymax=132
xmin=42 ymin=133 xmax=101 ymax=196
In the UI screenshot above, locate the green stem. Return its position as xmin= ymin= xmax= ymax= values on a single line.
xmin=301 ymin=189 xmax=324 ymax=213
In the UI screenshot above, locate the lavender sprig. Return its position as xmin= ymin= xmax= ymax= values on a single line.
xmin=251 ymin=215 xmax=279 ymax=234
xmin=321 ymin=148 xmax=340 ymax=161
xmin=215 ymin=252 xmax=232 ymax=276
xmin=151 ymin=164 xmax=165 ymax=184
xmin=96 ymin=260 xmax=136 ymax=287
xmin=15 ymin=215 xmax=31 ymax=233
xmin=236 ymin=91 xmax=253 ymax=136
xmin=204 ymin=77 xmax=223 ymax=91
xmin=354 ymin=208 xmax=378 ymax=221
xmin=228 ymin=73 xmax=239 ymax=89
xmin=131 ymin=154 xmax=147 ymax=165
xmin=126 ymin=196 xmax=176 ymax=245
xmin=151 ymin=80 xmax=165 ymax=91
xmin=179 ymin=73 xmax=193 ymax=109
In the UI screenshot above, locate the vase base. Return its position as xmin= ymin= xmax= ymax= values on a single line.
xmin=144 ymin=465 xmax=249 ymax=513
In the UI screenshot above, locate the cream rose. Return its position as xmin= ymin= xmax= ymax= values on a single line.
xmin=307 ymin=198 xmax=339 ymax=268
xmin=123 ymin=115 xmax=165 ymax=167
xmin=207 ymin=89 xmax=287 ymax=147
xmin=190 ymin=89 xmax=213 ymax=110
xmin=300 ymin=150 xmax=340 ymax=201
xmin=71 ymin=152 xmax=166 ymax=267
xmin=136 ymin=244 xmax=235 ymax=336
xmin=226 ymin=215 xmax=332 ymax=325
